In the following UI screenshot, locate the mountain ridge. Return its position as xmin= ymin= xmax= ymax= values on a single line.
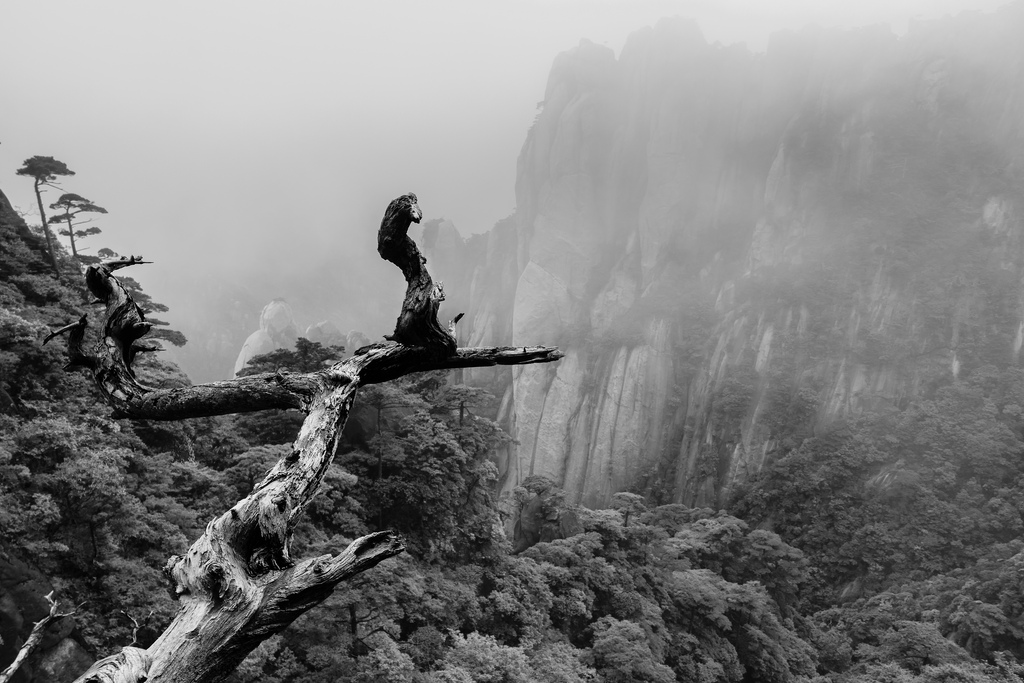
xmin=435 ymin=2 xmax=1024 ymax=508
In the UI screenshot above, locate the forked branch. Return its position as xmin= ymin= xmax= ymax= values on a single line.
xmin=0 ymin=592 xmax=76 ymax=683
xmin=45 ymin=194 xmax=562 ymax=683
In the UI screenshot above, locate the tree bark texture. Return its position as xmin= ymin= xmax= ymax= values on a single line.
xmin=44 ymin=194 xmax=562 ymax=683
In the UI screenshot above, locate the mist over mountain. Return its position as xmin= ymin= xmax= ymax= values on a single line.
xmin=12 ymin=4 xmax=1024 ymax=680
xmin=162 ymin=245 xmax=405 ymax=382
xmin=423 ymin=3 xmax=1024 ymax=509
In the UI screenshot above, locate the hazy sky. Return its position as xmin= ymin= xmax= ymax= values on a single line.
xmin=0 ymin=0 xmax=1013 ymax=356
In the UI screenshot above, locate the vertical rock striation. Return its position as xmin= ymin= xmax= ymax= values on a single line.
xmin=442 ymin=5 xmax=1024 ymax=508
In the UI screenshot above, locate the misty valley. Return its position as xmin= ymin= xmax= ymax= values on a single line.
xmin=5 ymin=3 xmax=1024 ymax=682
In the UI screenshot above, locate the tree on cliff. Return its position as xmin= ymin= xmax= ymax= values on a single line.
xmin=43 ymin=193 xmax=562 ymax=682
xmin=48 ymin=192 xmax=107 ymax=263
xmin=16 ymin=156 xmax=75 ymax=279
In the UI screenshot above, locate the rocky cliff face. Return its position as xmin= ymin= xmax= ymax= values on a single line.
xmin=231 ymin=300 xmax=359 ymax=376
xmin=442 ymin=4 xmax=1024 ymax=509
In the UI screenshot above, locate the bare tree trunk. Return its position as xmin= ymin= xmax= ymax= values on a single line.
xmin=63 ymin=210 xmax=79 ymax=259
xmin=0 ymin=592 xmax=74 ymax=683
xmin=44 ymin=194 xmax=562 ymax=683
xmin=32 ymin=178 xmax=61 ymax=279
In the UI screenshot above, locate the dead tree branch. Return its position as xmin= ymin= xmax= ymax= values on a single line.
xmin=44 ymin=193 xmax=562 ymax=683
xmin=0 ymin=592 xmax=76 ymax=683
xmin=120 ymin=610 xmax=154 ymax=648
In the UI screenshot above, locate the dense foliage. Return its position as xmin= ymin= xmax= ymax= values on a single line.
xmin=4 ymin=178 xmax=1024 ymax=683
xmin=729 ymin=364 xmax=1024 ymax=681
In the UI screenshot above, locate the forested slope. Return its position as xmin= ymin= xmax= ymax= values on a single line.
xmin=3 ymin=172 xmax=1024 ymax=681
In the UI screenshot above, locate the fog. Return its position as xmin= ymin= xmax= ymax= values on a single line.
xmin=0 ymin=0 xmax=1011 ymax=379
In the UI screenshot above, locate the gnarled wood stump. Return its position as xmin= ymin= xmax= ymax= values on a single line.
xmin=45 ymin=194 xmax=562 ymax=683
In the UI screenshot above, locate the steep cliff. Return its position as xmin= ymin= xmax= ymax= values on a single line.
xmin=447 ymin=4 xmax=1024 ymax=508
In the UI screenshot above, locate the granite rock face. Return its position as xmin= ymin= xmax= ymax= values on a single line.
xmin=231 ymin=300 xmax=368 ymax=375
xmin=448 ymin=6 xmax=1024 ymax=508
xmin=233 ymin=299 xmax=299 ymax=375
xmin=304 ymin=320 xmax=345 ymax=348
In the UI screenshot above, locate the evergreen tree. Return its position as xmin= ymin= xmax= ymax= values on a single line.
xmin=15 ymin=156 xmax=74 ymax=278
xmin=47 ymin=192 xmax=107 ymax=263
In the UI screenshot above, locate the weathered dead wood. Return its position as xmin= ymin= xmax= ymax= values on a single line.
xmin=44 ymin=194 xmax=562 ymax=683
xmin=377 ymin=192 xmax=455 ymax=352
xmin=120 ymin=610 xmax=153 ymax=648
xmin=0 ymin=592 xmax=75 ymax=683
